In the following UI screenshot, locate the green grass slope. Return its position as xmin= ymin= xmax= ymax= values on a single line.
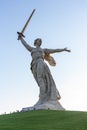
xmin=0 ymin=110 xmax=87 ymax=130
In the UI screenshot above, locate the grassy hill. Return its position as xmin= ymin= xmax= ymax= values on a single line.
xmin=0 ymin=110 xmax=87 ymax=130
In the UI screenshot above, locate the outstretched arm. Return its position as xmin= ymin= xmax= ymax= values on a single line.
xmin=44 ymin=47 xmax=71 ymax=54
xmin=20 ymin=38 xmax=33 ymax=52
xmin=18 ymin=33 xmax=33 ymax=52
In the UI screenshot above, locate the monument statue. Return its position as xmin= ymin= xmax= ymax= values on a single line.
xmin=17 ymin=9 xmax=71 ymax=111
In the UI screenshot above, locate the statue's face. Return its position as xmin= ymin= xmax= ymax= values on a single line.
xmin=34 ymin=38 xmax=42 ymax=46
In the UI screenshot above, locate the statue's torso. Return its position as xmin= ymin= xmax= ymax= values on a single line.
xmin=31 ymin=47 xmax=45 ymax=60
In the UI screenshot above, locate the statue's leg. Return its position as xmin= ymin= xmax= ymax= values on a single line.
xmin=37 ymin=61 xmax=47 ymax=102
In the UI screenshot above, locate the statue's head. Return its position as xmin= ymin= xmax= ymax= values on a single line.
xmin=34 ymin=38 xmax=42 ymax=46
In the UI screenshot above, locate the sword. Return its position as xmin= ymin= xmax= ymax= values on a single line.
xmin=17 ymin=9 xmax=35 ymax=40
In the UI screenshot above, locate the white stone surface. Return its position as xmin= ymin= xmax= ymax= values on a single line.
xmin=34 ymin=100 xmax=65 ymax=110
xmin=21 ymin=100 xmax=65 ymax=112
xmin=19 ymin=37 xmax=70 ymax=112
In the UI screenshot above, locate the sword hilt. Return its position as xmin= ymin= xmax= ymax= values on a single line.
xmin=17 ymin=32 xmax=25 ymax=40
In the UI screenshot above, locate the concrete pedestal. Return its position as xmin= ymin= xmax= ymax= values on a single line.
xmin=21 ymin=100 xmax=65 ymax=112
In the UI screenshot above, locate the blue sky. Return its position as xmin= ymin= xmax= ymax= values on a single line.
xmin=0 ymin=0 xmax=87 ymax=113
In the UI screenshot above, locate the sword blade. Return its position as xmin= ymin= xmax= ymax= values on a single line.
xmin=21 ymin=9 xmax=35 ymax=34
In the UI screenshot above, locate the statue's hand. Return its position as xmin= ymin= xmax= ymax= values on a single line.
xmin=64 ymin=47 xmax=71 ymax=52
xmin=17 ymin=32 xmax=25 ymax=40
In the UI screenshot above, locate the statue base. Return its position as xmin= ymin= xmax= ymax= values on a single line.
xmin=21 ymin=100 xmax=65 ymax=112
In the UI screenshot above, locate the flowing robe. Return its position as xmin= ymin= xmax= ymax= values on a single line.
xmin=30 ymin=47 xmax=61 ymax=104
